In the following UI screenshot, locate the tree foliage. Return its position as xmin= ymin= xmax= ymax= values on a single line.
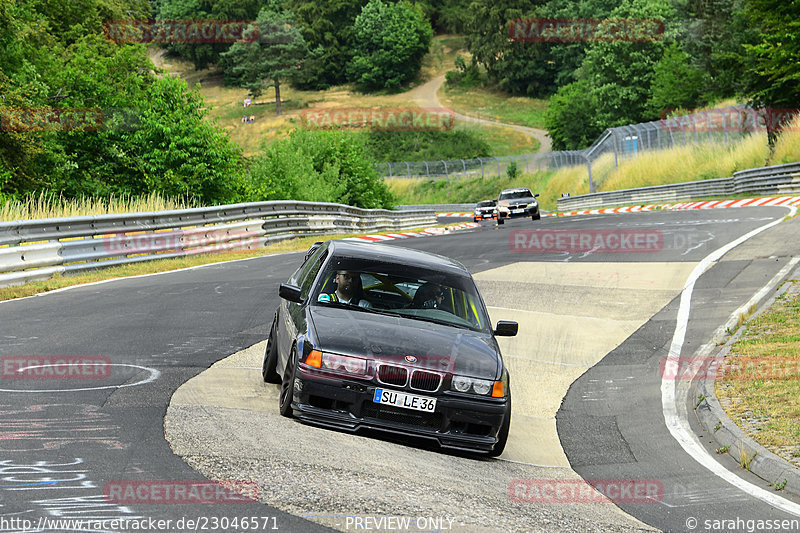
xmin=647 ymin=42 xmax=704 ymax=116
xmin=286 ymin=0 xmax=368 ymax=90
xmin=246 ymin=129 xmax=394 ymax=209
xmin=1 ymin=0 xmax=244 ymax=204
xmin=741 ymin=0 xmax=800 ymax=117
xmin=156 ymin=0 xmax=263 ymax=70
xmin=348 ymin=0 xmax=433 ymax=92
xmin=545 ymin=79 xmax=602 ymax=150
xmin=220 ymin=7 xmax=308 ymax=114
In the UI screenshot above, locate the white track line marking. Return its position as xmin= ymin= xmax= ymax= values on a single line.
xmin=661 ymin=203 xmax=800 ymax=516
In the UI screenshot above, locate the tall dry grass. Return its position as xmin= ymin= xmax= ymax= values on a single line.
xmin=771 ymin=114 xmax=800 ymax=165
xmin=0 ymin=191 xmax=199 ymax=222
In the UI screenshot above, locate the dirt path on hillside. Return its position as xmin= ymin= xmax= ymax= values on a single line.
xmin=409 ymin=74 xmax=552 ymax=154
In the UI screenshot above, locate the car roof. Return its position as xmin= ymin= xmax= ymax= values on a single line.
xmin=325 ymin=240 xmax=471 ymax=277
xmin=500 ymin=187 xmax=532 ymax=194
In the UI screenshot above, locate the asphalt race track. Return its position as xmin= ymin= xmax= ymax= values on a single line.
xmin=2 ymin=206 xmax=800 ymax=533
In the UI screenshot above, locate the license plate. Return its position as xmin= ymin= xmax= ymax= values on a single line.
xmin=373 ymin=388 xmax=436 ymax=412
xmin=511 ymin=208 xmax=524 ymax=214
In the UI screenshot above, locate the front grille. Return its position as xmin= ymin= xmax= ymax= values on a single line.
xmin=362 ymin=404 xmax=442 ymax=429
xmin=377 ymin=364 xmax=408 ymax=386
xmin=410 ymin=370 xmax=442 ymax=392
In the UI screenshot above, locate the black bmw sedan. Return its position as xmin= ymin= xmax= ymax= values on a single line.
xmin=262 ymin=240 xmax=517 ymax=456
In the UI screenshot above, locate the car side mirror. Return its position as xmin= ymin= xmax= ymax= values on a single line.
xmin=494 ymin=320 xmax=518 ymax=336
xmin=279 ymin=283 xmax=303 ymax=303
xmin=534 ymin=193 xmax=540 ymax=198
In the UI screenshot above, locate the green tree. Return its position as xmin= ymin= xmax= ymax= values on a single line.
xmin=157 ymin=0 xmax=263 ymax=70
xmin=464 ymin=0 xmax=552 ymax=97
xmin=247 ymin=129 xmax=394 ymax=209
xmin=348 ymin=0 xmax=433 ymax=92
xmin=221 ymin=7 xmax=308 ymax=115
xmin=647 ymin=42 xmax=704 ymax=116
xmin=286 ymin=0 xmax=368 ymax=89
xmin=678 ymin=0 xmax=752 ymax=102
xmin=579 ymin=0 xmax=675 ymax=127
xmin=545 ymin=79 xmax=602 ymax=150
xmin=742 ymin=0 xmax=800 ymax=144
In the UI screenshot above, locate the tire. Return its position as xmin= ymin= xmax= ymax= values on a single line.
xmin=279 ymin=347 xmax=297 ymax=418
xmin=532 ymin=213 xmax=541 ymax=221
xmin=489 ymin=394 xmax=511 ymax=457
xmin=497 ymin=217 xmax=505 ymax=225
xmin=262 ymin=313 xmax=281 ymax=383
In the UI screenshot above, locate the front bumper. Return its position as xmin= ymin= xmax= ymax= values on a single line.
xmin=498 ymin=204 xmax=540 ymax=219
xmin=291 ymin=366 xmax=509 ymax=453
xmin=474 ymin=211 xmax=497 ymax=221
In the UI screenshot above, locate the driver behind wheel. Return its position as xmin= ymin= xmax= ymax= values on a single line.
xmin=318 ymin=270 xmax=373 ymax=308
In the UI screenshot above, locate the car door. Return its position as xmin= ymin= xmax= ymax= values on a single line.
xmin=277 ymin=245 xmax=328 ymax=372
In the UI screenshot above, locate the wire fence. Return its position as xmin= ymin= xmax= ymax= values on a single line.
xmin=377 ymin=105 xmax=780 ymax=192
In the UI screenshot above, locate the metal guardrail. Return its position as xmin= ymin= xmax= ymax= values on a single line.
xmin=556 ymin=162 xmax=800 ymax=210
xmin=0 ymin=201 xmax=437 ymax=288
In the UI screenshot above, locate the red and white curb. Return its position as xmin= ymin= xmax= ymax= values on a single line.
xmin=344 ymin=223 xmax=479 ymax=243
xmin=544 ymin=196 xmax=800 ymax=218
xmin=436 ymin=212 xmax=472 ymax=218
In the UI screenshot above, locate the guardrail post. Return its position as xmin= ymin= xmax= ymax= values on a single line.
xmin=442 ymin=160 xmax=448 ymax=181
xmin=405 ymin=161 xmax=410 ymax=178
xmin=425 ymin=161 xmax=430 ymax=179
xmin=586 ymin=155 xmax=595 ymax=194
xmin=462 ymin=159 xmax=466 ymax=179
xmin=479 ymin=158 xmax=484 ymax=178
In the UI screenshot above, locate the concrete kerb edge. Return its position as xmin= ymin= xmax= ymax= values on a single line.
xmin=694 ymin=262 xmax=800 ymax=498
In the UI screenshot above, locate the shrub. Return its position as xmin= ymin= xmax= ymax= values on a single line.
xmin=246 ymin=129 xmax=395 ymax=209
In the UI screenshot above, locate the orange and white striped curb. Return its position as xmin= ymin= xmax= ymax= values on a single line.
xmin=545 ymin=196 xmax=800 ymax=218
xmin=344 ymin=222 xmax=479 ymax=243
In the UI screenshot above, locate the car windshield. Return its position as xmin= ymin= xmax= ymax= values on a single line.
xmin=499 ymin=190 xmax=533 ymax=200
xmin=477 ymin=200 xmax=495 ymax=208
xmin=311 ymin=257 xmax=492 ymax=333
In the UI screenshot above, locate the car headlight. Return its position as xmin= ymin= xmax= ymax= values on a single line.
xmin=450 ymin=375 xmax=501 ymax=396
xmin=306 ymin=350 xmax=367 ymax=376
xmin=528 ymin=201 xmax=538 ymax=208
xmin=452 ymin=375 xmax=472 ymax=392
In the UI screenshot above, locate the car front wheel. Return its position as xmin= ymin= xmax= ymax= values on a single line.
xmin=279 ymin=347 xmax=297 ymax=418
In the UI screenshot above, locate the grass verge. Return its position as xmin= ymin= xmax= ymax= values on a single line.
xmin=440 ymin=85 xmax=549 ymax=130
xmin=715 ymin=283 xmax=800 ymax=467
